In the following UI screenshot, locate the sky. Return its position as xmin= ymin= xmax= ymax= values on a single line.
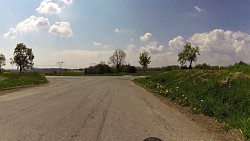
xmin=1 ymin=0 xmax=250 ymax=69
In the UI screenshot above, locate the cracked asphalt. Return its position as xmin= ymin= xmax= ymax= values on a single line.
xmin=0 ymin=76 xmax=219 ymax=141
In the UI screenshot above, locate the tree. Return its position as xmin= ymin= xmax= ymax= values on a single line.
xmin=0 ymin=53 xmax=6 ymax=73
xmin=139 ymin=50 xmax=151 ymax=72
xmin=11 ymin=43 xmax=34 ymax=73
xmin=109 ymin=49 xmax=126 ymax=74
xmin=122 ymin=64 xmax=137 ymax=73
xmin=178 ymin=42 xmax=200 ymax=69
xmin=95 ymin=62 xmax=111 ymax=74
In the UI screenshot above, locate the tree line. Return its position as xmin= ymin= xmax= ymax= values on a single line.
xmin=85 ymin=42 xmax=200 ymax=74
xmin=0 ymin=42 xmax=201 ymax=74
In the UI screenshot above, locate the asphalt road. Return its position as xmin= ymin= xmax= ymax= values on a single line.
xmin=0 ymin=76 xmax=219 ymax=141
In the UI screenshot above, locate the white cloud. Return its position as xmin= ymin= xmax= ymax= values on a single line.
xmin=3 ymin=16 xmax=50 ymax=39
xmin=140 ymin=41 xmax=165 ymax=54
xmin=60 ymin=0 xmax=73 ymax=5
xmin=168 ymin=36 xmax=185 ymax=51
xmin=36 ymin=0 xmax=62 ymax=14
xmin=114 ymin=28 xmax=126 ymax=33
xmin=139 ymin=32 xmax=165 ymax=54
xmin=169 ymin=29 xmax=250 ymax=66
xmin=49 ymin=22 xmax=73 ymax=37
xmin=16 ymin=16 xmax=50 ymax=32
xmin=93 ymin=42 xmax=102 ymax=46
xmin=125 ymin=43 xmax=169 ymax=67
xmin=194 ymin=6 xmax=205 ymax=13
xmin=140 ymin=33 xmax=154 ymax=42
xmin=93 ymin=42 xmax=110 ymax=48
xmin=3 ymin=28 xmax=17 ymax=39
xmin=188 ymin=29 xmax=250 ymax=55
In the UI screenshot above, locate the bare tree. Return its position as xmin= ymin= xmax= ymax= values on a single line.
xmin=109 ymin=49 xmax=126 ymax=74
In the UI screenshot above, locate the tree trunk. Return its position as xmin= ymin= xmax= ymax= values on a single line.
xmin=20 ymin=67 xmax=22 ymax=74
xmin=189 ymin=60 xmax=193 ymax=69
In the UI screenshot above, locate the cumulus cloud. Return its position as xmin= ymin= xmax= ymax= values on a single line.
xmin=140 ymin=41 xmax=165 ymax=54
xmin=36 ymin=0 xmax=62 ymax=14
xmin=139 ymin=33 xmax=165 ymax=54
xmin=125 ymin=43 xmax=169 ymax=67
xmin=140 ymin=33 xmax=154 ymax=42
xmin=3 ymin=28 xmax=17 ymax=39
xmin=169 ymin=29 xmax=250 ymax=66
xmin=49 ymin=22 xmax=73 ymax=37
xmin=188 ymin=29 xmax=250 ymax=58
xmin=60 ymin=0 xmax=73 ymax=5
xmin=168 ymin=36 xmax=185 ymax=51
xmin=3 ymin=16 xmax=50 ymax=39
xmin=16 ymin=16 xmax=50 ymax=32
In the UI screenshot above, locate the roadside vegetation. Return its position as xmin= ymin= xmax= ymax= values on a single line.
xmin=0 ymin=72 xmax=47 ymax=91
xmin=135 ymin=61 xmax=250 ymax=139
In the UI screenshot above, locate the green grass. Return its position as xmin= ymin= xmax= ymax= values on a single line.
xmin=0 ymin=72 xmax=48 ymax=90
xmin=135 ymin=68 xmax=250 ymax=139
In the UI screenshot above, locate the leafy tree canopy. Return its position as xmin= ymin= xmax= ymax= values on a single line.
xmin=11 ymin=43 xmax=34 ymax=73
xmin=178 ymin=42 xmax=200 ymax=69
xmin=0 ymin=53 xmax=6 ymax=73
xmin=139 ymin=50 xmax=151 ymax=72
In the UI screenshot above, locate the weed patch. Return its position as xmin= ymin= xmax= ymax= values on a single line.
xmin=135 ymin=69 xmax=250 ymax=139
xmin=0 ymin=72 xmax=47 ymax=90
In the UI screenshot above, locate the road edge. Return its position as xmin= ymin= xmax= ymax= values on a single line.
xmin=132 ymin=79 xmax=245 ymax=141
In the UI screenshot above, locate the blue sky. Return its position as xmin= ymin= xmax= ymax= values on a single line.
xmin=1 ymin=0 xmax=250 ymax=68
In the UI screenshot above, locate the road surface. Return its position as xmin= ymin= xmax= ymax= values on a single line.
xmin=0 ymin=76 xmax=220 ymax=141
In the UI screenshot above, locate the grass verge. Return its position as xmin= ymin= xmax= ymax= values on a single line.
xmin=0 ymin=72 xmax=48 ymax=91
xmin=135 ymin=69 xmax=250 ymax=139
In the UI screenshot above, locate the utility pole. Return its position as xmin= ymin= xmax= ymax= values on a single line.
xmin=57 ymin=61 xmax=64 ymax=73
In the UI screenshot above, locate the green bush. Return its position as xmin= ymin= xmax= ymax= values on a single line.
xmin=86 ymin=62 xmax=111 ymax=74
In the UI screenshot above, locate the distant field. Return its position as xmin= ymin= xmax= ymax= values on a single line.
xmin=0 ymin=72 xmax=47 ymax=91
xmin=135 ymin=66 xmax=250 ymax=139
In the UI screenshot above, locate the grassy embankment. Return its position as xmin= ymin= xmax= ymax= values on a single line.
xmin=135 ymin=63 xmax=250 ymax=139
xmin=0 ymin=72 xmax=47 ymax=91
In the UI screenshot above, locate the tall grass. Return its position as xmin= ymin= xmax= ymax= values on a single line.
xmin=135 ymin=63 xmax=250 ymax=139
xmin=0 ymin=72 xmax=48 ymax=90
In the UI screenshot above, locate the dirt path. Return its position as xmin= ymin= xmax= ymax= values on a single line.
xmin=0 ymin=76 xmax=242 ymax=141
